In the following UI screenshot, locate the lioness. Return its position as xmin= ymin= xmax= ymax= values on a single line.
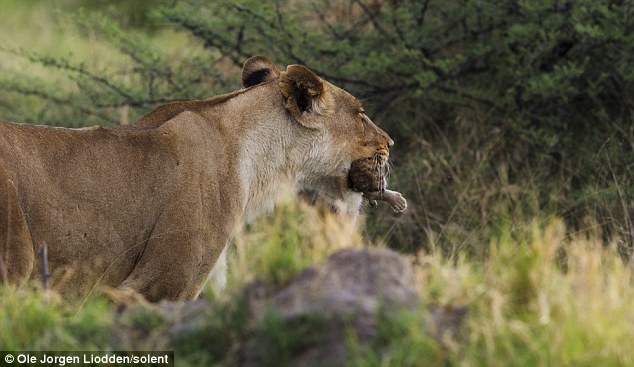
xmin=0 ymin=56 xmax=405 ymax=302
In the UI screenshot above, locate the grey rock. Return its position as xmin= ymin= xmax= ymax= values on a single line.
xmin=112 ymin=248 xmax=466 ymax=366
xmin=238 ymin=248 xmax=421 ymax=366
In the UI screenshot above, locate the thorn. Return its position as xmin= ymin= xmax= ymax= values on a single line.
xmin=39 ymin=241 xmax=50 ymax=292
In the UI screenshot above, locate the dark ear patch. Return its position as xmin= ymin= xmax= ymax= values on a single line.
xmin=242 ymin=56 xmax=280 ymax=87
xmin=243 ymin=69 xmax=271 ymax=88
xmin=295 ymin=88 xmax=312 ymax=113
xmin=279 ymin=64 xmax=333 ymax=129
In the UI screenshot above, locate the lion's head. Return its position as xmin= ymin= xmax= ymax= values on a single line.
xmin=241 ymin=56 xmax=394 ymax=209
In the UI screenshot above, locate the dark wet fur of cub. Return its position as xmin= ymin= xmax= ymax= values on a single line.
xmin=348 ymin=156 xmax=408 ymax=213
xmin=348 ymin=156 xmax=386 ymax=193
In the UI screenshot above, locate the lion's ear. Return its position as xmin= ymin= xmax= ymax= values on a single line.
xmin=279 ymin=65 xmax=333 ymax=129
xmin=242 ymin=56 xmax=280 ymax=88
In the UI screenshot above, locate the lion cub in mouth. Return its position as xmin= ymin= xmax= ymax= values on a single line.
xmin=0 ymin=56 xmax=406 ymax=302
xmin=348 ymin=157 xmax=407 ymax=212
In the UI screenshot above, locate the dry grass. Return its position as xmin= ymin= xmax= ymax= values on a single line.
xmin=408 ymin=217 xmax=634 ymax=366
xmin=228 ymin=194 xmax=366 ymax=288
xmin=2 ymin=200 xmax=634 ymax=366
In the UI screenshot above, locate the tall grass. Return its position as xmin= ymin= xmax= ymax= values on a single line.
xmin=227 ymin=201 xmax=634 ymax=366
xmin=424 ymin=218 xmax=634 ymax=366
xmin=1 ymin=201 xmax=634 ymax=366
xmin=346 ymin=216 xmax=634 ymax=366
xmin=229 ymin=195 xmax=365 ymax=288
xmin=0 ymin=287 xmax=112 ymax=350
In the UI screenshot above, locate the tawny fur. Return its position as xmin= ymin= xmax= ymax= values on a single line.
xmin=0 ymin=56 xmax=403 ymax=302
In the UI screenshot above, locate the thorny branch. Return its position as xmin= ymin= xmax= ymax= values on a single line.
xmin=1 ymin=85 xmax=119 ymax=124
xmin=416 ymin=0 xmax=431 ymax=27
xmin=353 ymin=0 xmax=393 ymax=41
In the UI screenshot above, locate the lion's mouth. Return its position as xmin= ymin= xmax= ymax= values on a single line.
xmin=376 ymin=151 xmax=389 ymax=167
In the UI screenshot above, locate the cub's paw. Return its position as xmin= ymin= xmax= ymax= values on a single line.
xmin=384 ymin=190 xmax=407 ymax=212
xmin=363 ymin=190 xmax=407 ymax=212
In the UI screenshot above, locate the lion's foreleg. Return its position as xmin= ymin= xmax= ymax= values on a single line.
xmin=118 ymin=202 xmax=223 ymax=302
xmin=207 ymin=242 xmax=229 ymax=295
xmin=0 ymin=170 xmax=35 ymax=284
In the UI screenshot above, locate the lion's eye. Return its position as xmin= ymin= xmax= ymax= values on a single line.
xmin=357 ymin=113 xmax=367 ymax=129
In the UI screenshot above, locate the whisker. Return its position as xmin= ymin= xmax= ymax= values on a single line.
xmin=372 ymin=152 xmax=389 ymax=193
xmin=385 ymin=159 xmax=393 ymax=180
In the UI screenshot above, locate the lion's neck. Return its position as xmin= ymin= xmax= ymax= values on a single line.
xmin=235 ymin=116 xmax=347 ymax=223
xmin=236 ymin=120 xmax=299 ymax=223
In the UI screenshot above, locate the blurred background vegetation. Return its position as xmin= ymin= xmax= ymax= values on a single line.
xmin=3 ymin=2 xmax=634 ymax=365
xmin=1 ymin=0 xmax=633 ymax=259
